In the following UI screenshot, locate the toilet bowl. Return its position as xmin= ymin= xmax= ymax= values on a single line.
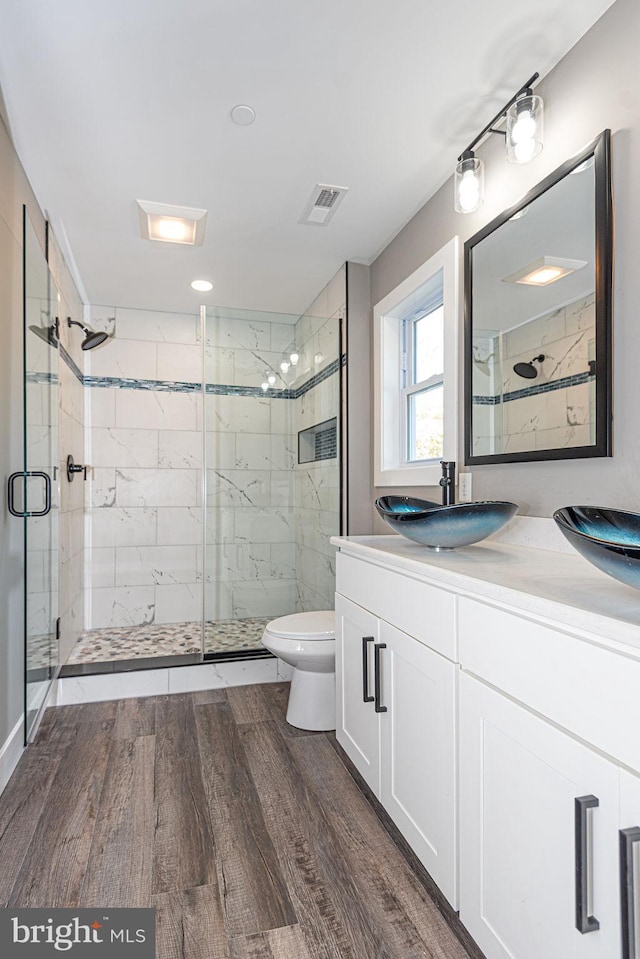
xmin=261 ymin=610 xmax=335 ymax=731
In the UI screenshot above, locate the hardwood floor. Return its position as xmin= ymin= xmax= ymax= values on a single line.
xmin=0 ymin=683 xmax=480 ymax=959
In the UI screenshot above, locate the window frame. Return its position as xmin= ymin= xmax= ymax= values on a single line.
xmin=373 ymin=237 xmax=459 ymax=487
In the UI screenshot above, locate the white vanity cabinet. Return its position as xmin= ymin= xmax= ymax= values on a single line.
xmin=335 ymin=594 xmax=382 ymax=795
xmin=459 ymin=670 xmax=620 ymax=959
xmin=333 ymin=532 xmax=640 ymax=959
xmin=335 ymin=560 xmax=458 ymax=907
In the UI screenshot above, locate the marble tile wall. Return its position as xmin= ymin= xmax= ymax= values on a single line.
xmin=85 ymin=306 xmax=204 ymax=630
xmin=293 ymin=267 xmax=345 ymax=613
xmin=204 ymin=309 xmax=298 ymax=623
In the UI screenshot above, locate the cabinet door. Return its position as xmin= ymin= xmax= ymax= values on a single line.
xmin=619 ymin=771 xmax=640 ymax=959
xmin=379 ymin=622 xmax=458 ymax=907
xmin=335 ymin=594 xmax=381 ymax=796
xmin=459 ymin=672 xmax=620 ymax=959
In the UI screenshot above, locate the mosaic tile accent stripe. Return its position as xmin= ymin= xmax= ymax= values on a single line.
xmin=85 ymin=375 xmax=202 ymax=393
xmin=473 ymin=370 xmax=595 ymax=406
xmin=26 ymin=371 xmax=59 ymax=385
xmin=81 ymin=356 xmax=342 ymax=399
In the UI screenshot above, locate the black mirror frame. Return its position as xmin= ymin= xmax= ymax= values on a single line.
xmin=463 ymin=129 xmax=612 ymax=465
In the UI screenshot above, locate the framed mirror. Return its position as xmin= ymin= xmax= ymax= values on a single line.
xmin=464 ymin=129 xmax=612 ymax=464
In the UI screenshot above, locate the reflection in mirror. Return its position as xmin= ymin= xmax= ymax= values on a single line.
xmin=464 ymin=130 xmax=612 ymax=464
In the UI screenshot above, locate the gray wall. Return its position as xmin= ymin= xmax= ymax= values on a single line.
xmin=370 ymin=0 xmax=640 ymax=519
xmin=346 ymin=262 xmax=374 ymax=534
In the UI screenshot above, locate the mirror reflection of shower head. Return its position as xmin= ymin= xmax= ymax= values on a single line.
xmin=29 ymin=316 xmax=60 ymax=348
xmin=67 ymin=317 xmax=110 ymax=351
xmin=513 ymin=353 xmax=545 ymax=379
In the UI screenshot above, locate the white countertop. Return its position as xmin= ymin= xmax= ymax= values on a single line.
xmin=331 ymin=526 xmax=640 ymax=656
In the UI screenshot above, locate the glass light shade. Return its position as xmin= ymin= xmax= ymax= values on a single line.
xmin=506 ymin=94 xmax=543 ymax=164
xmin=454 ymin=154 xmax=484 ymax=214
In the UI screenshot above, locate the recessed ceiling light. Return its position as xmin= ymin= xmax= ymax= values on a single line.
xmin=137 ymin=200 xmax=207 ymax=246
xmin=153 ymin=217 xmax=194 ymax=243
xmin=502 ymin=256 xmax=588 ymax=287
xmin=191 ymin=279 xmax=213 ymax=292
xmin=231 ymin=104 xmax=256 ymax=126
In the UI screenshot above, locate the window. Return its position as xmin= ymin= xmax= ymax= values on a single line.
xmin=374 ymin=238 xmax=458 ymax=486
xmin=402 ymin=300 xmax=444 ymax=462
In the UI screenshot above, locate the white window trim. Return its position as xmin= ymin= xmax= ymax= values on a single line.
xmin=373 ymin=237 xmax=459 ymax=487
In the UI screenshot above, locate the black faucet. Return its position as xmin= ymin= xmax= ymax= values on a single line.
xmin=439 ymin=461 xmax=456 ymax=506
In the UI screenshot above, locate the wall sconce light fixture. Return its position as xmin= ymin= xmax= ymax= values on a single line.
xmin=454 ymin=72 xmax=543 ymax=214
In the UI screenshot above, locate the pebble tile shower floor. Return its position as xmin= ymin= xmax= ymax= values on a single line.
xmin=66 ymin=618 xmax=269 ymax=664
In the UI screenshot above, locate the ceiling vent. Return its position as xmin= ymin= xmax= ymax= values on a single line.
xmin=299 ymin=183 xmax=348 ymax=227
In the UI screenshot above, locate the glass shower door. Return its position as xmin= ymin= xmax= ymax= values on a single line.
xmin=203 ymin=305 xmax=342 ymax=657
xmin=19 ymin=210 xmax=59 ymax=738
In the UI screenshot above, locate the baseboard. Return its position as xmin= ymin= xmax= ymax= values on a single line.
xmin=57 ymin=656 xmax=286 ymax=705
xmin=0 ymin=715 xmax=25 ymax=797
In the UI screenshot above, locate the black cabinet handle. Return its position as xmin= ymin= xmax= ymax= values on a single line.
xmin=575 ymin=795 xmax=600 ymax=934
xmin=620 ymin=826 xmax=640 ymax=959
xmin=8 ymin=471 xmax=51 ymax=517
xmin=374 ymin=642 xmax=387 ymax=713
xmin=362 ymin=636 xmax=374 ymax=703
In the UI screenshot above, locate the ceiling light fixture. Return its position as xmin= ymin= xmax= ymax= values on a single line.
xmin=506 ymin=91 xmax=543 ymax=164
xmin=502 ymin=256 xmax=587 ymax=287
xmin=280 ymin=361 xmax=290 ymax=373
xmin=137 ymin=200 xmax=207 ymax=245
xmin=454 ymin=73 xmax=543 ymax=214
xmin=289 ymin=352 xmax=299 ymax=365
xmin=191 ymin=279 xmax=213 ymax=292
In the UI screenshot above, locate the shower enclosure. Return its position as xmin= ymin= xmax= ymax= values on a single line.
xmin=71 ymin=299 xmax=343 ymax=668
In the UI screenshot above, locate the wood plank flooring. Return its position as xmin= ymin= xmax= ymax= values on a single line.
xmin=0 ymin=683 xmax=481 ymax=959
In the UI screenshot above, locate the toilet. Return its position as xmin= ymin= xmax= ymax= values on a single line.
xmin=261 ymin=610 xmax=336 ymax=731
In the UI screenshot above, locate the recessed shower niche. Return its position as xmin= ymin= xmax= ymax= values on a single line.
xmin=68 ymin=300 xmax=343 ymax=669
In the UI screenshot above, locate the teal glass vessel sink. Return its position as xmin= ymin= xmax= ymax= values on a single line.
xmin=554 ymin=506 xmax=640 ymax=590
xmin=375 ymin=496 xmax=518 ymax=550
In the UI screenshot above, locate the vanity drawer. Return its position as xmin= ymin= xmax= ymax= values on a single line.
xmin=458 ymin=596 xmax=640 ymax=772
xmin=336 ymin=553 xmax=456 ymax=661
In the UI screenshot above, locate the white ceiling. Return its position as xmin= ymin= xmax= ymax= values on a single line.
xmin=0 ymin=0 xmax=615 ymax=316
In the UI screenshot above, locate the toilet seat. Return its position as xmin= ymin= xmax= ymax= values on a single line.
xmin=265 ymin=610 xmax=335 ymax=641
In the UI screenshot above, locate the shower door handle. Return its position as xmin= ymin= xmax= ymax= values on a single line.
xmin=8 ymin=471 xmax=51 ymax=517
